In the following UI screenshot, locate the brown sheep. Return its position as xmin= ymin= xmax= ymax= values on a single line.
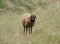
xmin=21 ymin=13 xmax=36 ymax=34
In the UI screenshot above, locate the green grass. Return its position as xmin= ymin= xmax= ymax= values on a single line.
xmin=0 ymin=0 xmax=6 ymax=8
xmin=0 ymin=0 xmax=60 ymax=44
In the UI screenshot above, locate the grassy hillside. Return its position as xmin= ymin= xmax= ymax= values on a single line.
xmin=0 ymin=0 xmax=60 ymax=44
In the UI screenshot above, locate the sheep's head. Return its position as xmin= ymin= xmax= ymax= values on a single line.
xmin=30 ymin=15 xmax=36 ymax=22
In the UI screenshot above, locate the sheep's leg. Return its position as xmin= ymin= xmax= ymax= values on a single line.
xmin=29 ymin=27 xmax=30 ymax=33
xmin=31 ymin=27 xmax=32 ymax=33
xmin=23 ymin=26 xmax=25 ymax=33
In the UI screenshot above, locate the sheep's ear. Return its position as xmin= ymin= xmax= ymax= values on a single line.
xmin=35 ymin=16 xmax=37 ymax=19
